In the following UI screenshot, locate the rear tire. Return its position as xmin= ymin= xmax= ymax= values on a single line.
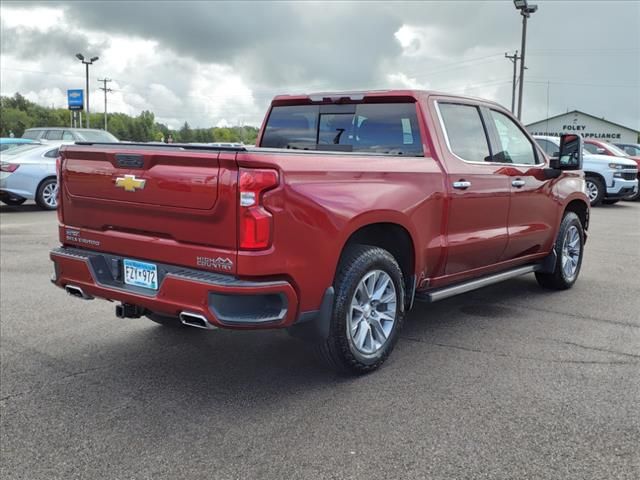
xmin=585 ymin=175 xmax=605 ymax=206
xmin=35 ymin=178 xmax=58 ymax=210
xmin=535 ymin=212 xmax=584 ymax=290
xmin=146 ymin=313 xmax=184 ymax=328
xmin=315 ymin=245 xmax=405 ymax=374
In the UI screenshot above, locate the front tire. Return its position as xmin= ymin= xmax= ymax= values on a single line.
xmin=535 ymin=212 xmax=584 ymax=290
xmin=585 ymin=175 xmax=605 ymax=206
xmin=315 ymin=245 xmax=405 ymax=374
xmin=35 ymin=178 xmax=58 ymax=210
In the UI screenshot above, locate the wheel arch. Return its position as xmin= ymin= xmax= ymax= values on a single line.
xmin=563 ymin=198 xmax=589 ymax=232
xmin=36 ymin=175 xmax=57 ymax=192
xmin=337 ymin=220 xmax=417 ymax=308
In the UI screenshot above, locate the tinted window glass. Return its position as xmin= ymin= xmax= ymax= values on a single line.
xmin=21 ymin=130 xmax=42 ymax=139
xmin=62 ymin=131 xmax=74 ymax=140
xmin=490 ymin=110 xmax=538 ymax=165
xmin=261 ymin=103 xmax=423 ymax=155
xmin=262 ymin=105 xmax=319 ymax=149
xmin=583 ymin=143 xmax=598 ymax=154
xmin=45 ymin=130 xmax=63 ymax=140
xmin=439 ymin=103 xmax=491 ymax=162
xmin=74 ymin=130 xmax=119 ymax=142
xmin=44 ymin=148 xmax=59 ymax=158
xmin=352 ymin=103 xmax=421 ymax=154
xmin=535 ymin=139 xmax=559 ymax=157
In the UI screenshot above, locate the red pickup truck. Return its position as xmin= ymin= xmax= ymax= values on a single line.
xmin=51 ymin=90 xmax=589 ymax=373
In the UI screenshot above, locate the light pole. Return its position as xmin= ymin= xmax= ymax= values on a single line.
xmin=75 ymin=53 xmax=99 ymax=128
xmin=513 ymin=0 xmax=537 ymax=120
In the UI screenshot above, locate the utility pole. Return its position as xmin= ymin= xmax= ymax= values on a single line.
xmin=505 ymin=51 xmax=520 ymax=114
xmin=98 ymin=78 xmax=112 ymax=131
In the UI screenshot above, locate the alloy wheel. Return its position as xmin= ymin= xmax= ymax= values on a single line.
xmin=561 ymin=225 xmax=581 ymax=281
xmin=347 ymin=270 xmax=397 ymax=355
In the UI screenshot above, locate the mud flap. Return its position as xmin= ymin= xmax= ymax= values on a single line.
xmin=286 ymin=287 xmax=335 ymax=342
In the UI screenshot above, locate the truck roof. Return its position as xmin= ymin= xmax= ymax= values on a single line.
xmin=271 ymin=89 xmax=505 ymax=109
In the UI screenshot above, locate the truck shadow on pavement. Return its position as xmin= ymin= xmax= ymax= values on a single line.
xmin=50 ymin=275 xmax=560 ymax=413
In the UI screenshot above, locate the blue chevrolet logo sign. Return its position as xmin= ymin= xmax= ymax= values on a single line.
xmin=67 ymin=89 xmax=84 ymax=111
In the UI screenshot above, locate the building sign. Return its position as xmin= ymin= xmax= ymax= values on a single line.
xmin=526 ymin=110 xmax=639 ymax=144
xmin=529 ymin=124 xmax=623 ymax=140
xmin=67 ymin=89 xmax=84 ymax=111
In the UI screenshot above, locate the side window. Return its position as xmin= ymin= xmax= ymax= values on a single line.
xmin=21 ymin=130 xmax=40 ymax=139
xmin=583 ymin=143 xmax=598 ymax=154
xmin=44 ymin=148 xmax=59 ymax=158
xmin=535 ymin=139 xmax=559 ymax=157
xmin=623 ymin=146 xmax=638 ymax=156
xmin=45 ymin=130 xmax=63 ymax=140
xmin=438 ymin=103 xmax=491 ymax=162
xmin=62 ymin=131 xmax=74 ymax=141
xmin=489 ymin=110 xmax=538 ymax=165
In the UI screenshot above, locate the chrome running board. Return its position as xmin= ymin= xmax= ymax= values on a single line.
xmin=416 ymin=265 xmax=540 ymax=303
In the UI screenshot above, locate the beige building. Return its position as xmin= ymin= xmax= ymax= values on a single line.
xmin=526 ymin=110 xmax=639 ymax=144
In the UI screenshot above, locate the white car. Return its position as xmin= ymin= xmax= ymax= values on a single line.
xmin=534 ymin=135 xmax=638 ymax=206
xmin=0 ymin=142 xmax=71 ymax=210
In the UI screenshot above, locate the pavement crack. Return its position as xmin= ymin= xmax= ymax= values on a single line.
xmin=539 ymin=338 xmax=640 ymax=360
xmin=495 ymin=303 xmax=639 ymax=329
xmin=400 ymin=336 xmax=638 ymax=366
xmin=60 ymin=366 xmax=108 ymax=380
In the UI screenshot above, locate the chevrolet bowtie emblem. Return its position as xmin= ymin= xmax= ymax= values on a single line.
xmin=115 ymin=175 xmax=146 ymax=192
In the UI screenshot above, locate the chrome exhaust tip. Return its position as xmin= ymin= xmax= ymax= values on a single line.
xmin=65 ymin=284 xmax=93 ymax=300
xmin=179 ymin=311 xmax=216 ymax=330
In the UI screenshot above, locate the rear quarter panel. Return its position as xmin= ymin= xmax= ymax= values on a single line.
xmin=236 ymin=150 xmax=446 ymax=312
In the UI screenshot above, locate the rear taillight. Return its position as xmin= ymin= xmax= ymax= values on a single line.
xmin=238 ymin=168 xmax=279 ymax=250
xmin=0 ymin=162 xmax=19 ymax=173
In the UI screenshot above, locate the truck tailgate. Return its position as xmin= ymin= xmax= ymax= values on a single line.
xmin=59 ymin=145 xmax=238 ymax=250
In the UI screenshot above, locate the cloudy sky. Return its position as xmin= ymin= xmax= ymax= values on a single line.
xmin=1 ymin=1 xmax=638 ymax=130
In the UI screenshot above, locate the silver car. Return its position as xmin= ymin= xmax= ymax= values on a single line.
xmin=0 ymin=142 xmax=71 ymax=210
xmin=22 ymin=127 xmax=118 ymax=143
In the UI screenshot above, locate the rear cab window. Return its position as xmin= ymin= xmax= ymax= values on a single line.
xmin=261 ymin=103 xmax=423 ymax=155
xmin=437 ymin=103 xmax=491 ymax=162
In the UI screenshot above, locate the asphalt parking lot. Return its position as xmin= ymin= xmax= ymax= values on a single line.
xmin=1 ymin=202 xmax=639 ymax=480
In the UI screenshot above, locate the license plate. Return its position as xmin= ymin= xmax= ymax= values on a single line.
xmin=123 ymin=259 xmax=158 ymax=290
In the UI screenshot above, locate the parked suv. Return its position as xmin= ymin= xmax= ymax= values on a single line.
xmin=22 ymin=128 xmax=118 ymax=143
xmin=51 ymin=90 xmax=590 ymax=374
xmin=535 ymin=135 xmax=638 ymax=205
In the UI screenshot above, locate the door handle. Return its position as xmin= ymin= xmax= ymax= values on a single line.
xmin=452 ymin=180 xmax=472 ymax=190
xmin=512 ymin=179 xmax=526 ymax=188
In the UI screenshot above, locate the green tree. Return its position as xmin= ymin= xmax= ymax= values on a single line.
xmin=178 ymin=121 xmax=193 ymax=143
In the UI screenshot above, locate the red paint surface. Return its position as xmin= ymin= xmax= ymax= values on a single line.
xmin=52 ymin=91 xmax=590 ymax=325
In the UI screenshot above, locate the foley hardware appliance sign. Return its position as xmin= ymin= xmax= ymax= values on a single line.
xmin=67 ymin=89 xmax=84 ymax=111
